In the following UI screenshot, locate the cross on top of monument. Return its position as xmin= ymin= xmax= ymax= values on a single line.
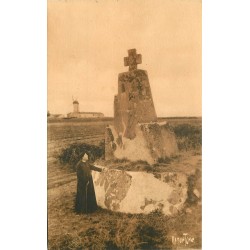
xmin=124 ymin=49 xmax=142 ymax=71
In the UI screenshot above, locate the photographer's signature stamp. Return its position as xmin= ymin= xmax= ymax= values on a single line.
xmin=172 ymin=233 xmax=195 ymax=246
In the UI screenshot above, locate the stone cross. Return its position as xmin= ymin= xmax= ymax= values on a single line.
xmin=124 ymin=49 xmax=142 ymax=71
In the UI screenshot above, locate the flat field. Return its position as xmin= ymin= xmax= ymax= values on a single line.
xmin=48 ymin=118 xmax=202 ymax=250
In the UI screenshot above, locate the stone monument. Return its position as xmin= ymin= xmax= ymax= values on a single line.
xmin=114 ymin=49 xmax=157 ymax=139
xmin=105 ymin=49 xmax=178 ymax=164
xmin=92 ymin=49 xmax=188 ymax=215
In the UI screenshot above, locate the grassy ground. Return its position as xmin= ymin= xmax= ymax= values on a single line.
xmin=48 ymin=118 xmax=202 ymax=250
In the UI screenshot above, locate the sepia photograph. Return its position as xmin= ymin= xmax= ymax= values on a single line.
xmin=3 ymin=0 xmax=250 ymax=249
xmin=48 ymin=0 xmax=202 ymax=249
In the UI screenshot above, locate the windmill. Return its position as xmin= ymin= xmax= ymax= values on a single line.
xmin=72 ymin=96 xmax=79 ymax=113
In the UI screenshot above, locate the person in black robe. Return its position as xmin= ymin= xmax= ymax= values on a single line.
xmin=75 ymin=153 xmax=103 ymax=214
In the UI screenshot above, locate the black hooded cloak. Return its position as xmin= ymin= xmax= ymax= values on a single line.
xmin=75 ymin=160 xmax=102 ymax=214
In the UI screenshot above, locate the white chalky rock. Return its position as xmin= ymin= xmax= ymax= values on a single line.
xmin=193 ymin=189 xmax=200 ymax=198
xmin=92 ymin=168 xmax=188 ymax=216
xmin=105 ymin=123 xmax=178 ymax=164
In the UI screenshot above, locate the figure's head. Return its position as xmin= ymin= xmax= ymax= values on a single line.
xmin=82 ymin=153 xmax=89 ymax=162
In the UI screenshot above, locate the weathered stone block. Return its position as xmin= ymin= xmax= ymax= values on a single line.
xmin=140 ymin=123 xmax=178 ymax=160
xmin=105 ymin=122 xmax=178 ymax=164
xmin=104 ymin=126 xmax=116 ymax=160
xmin=93 ymin=168 xmax=188 ymax=215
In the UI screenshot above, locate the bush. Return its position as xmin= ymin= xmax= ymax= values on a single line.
xmin=59 ymin=141 xmax=105 ymax=170
xmin=173 ymin=124 xmax=202 ymax=151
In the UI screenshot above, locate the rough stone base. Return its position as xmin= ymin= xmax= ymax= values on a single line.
xmin=105 ymin=122 xmax=178 ymax=164
xmin=93 ymin=168 xmax=187 ymax=216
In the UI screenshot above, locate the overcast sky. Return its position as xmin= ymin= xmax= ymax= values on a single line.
xmin=48 ymin=0 xmax=201 ymax=117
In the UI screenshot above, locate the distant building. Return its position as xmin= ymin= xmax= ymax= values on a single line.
xmin=48 ymin=114 xmax=65 ymax=119
xmin=67 ymin=100 xmax=104 ymax=118
xmin=67 ymin=112 xmax=104 ymax=118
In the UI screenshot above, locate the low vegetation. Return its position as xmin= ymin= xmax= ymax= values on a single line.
xmin=172 ymin=124 xmax=202 ymax=151
xmin=48 ymin=193 xmax=201 ymax=250
xmin=59 ymin=141 xmax=105 ymax=170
